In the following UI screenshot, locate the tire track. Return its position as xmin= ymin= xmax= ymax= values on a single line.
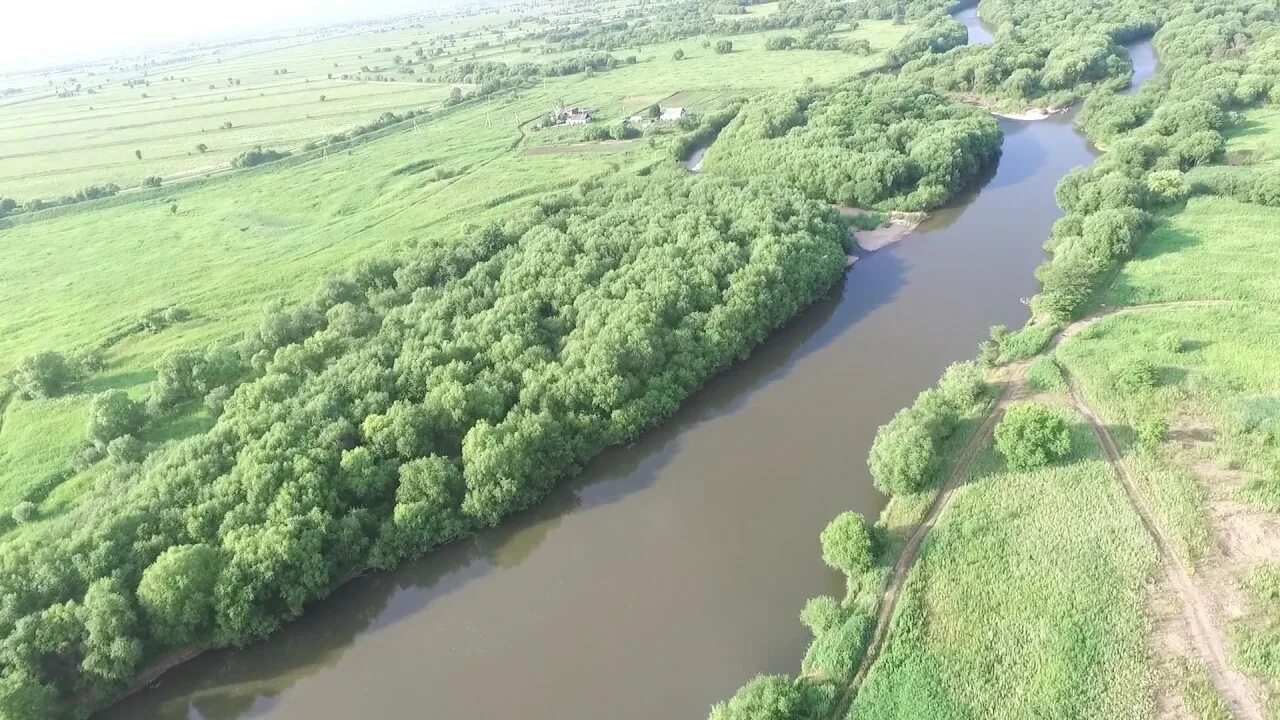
xmin=832 ymin=362 xmax=1029 ymax=717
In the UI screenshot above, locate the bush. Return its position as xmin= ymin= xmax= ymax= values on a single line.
xmin=714 ymin=40 xmax=733 ymax=54
xmin=800 ymin=610 xmax=873 ymax=684
xmin=868 ymin=414 xmax=935 ymax=495
xmin=995 ymin=403 xmax=1073 ymax=471
xmin=820 ymin=512 xmax=873 ymax=577
xmin=709 ymin=675 xmax=820 ymax=720
xmin=1249 ymin=168 xmax=1280 ymax=207
xmin=106 ymin=435 xmax=145 ymax=465
xmin=205 ymin=385 xmax=233 ymax=416
xmin=938 ymin=361 xmax=984 ymax=409
xmin=11 ymin=501 xmax=36 ymax=524
xmin=1158 ymin=334 xmax=1185 ymax=354
xmin=230 ymin=146 xmax=289 ymax=169
xmin=1136 ymin=416 xmax=1168 ymax=449
xmin=1114 ymin=358 xmax=1156 ymax=392
xmin=12 ymin=351 xmax=74 ymax=399
xmin=1027 ymin=356 xmax=1066 ymax=391
xmin=1146 ymin=170 xmax=1189 ymax=205
xmin=87 ymin=390 xmax=145 ymax=448
xmin=799 ymin=595 xmax=841 ymax=636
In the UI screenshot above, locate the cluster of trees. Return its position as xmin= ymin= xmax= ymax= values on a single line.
xmin=884 ymin=11 xmax=968 ymax=68
xmin=1032 ymin=0 xmax=1280 ymax=322
xmin=899 ymin=32 xmax=1132 ymax=108
xmin=425 ymin=52 xmax=628 ymax=85
xmin=764 ymin=30 xmax=873 ymax=55
xmin=868 ymin=361 xmax=985 ymax=495
xmin=0 ymin=170 xmax=853 ymax=719
xmin=303 ymin=108 xmax=432 ymax=151
xmin=229 ymin=147 xmax=289 ymax=169
xmin=702 ymin=75 xmax=1001 ymax=211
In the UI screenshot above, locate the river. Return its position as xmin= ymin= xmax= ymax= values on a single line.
xmin=99 ymin=15 xmax=1157 ymax=720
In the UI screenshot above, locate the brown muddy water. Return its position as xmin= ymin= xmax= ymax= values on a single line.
xmin=99 ymin=18 xmax=1158 ymax=720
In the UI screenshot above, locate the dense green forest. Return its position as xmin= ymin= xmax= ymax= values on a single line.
xmin=701 ymin=75 xmax=1001 ymax=210
xmin=0 ymin=171 xmax=850 ymax=718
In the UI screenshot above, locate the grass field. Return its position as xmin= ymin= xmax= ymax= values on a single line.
xmin=852 ymin=423 xmax=1159 ymax=720
xmin=1048 ymin=105 xmax=1280 ymax=713
xmin=0 ymin=2 xmax=905 ymax=200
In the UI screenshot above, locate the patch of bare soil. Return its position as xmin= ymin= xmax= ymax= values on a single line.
xmin=836 ymin=206 xmax=930 ymax=251
xmin=1067 ymin=388 xmax=1265 ymax=720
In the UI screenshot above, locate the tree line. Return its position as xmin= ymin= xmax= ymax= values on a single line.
xmin=700 ymin=74 xmax=1002 ymax=211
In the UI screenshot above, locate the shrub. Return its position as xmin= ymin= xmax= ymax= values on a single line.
xmin=1249 ymin=168 xmax=1280 ymax=207
xmin=715 ymin=40 xmax=733 ymax=54
xmin=995 ymin=403 xmax=1073 ymax=471
xmin=12 ymin=351 xmax=74 ymax=399
xmin=1137 ymin=416 xmax=1168 ymax=449
xmin=868 ymin=414 xmax=935 ymax=495
xmin=11 ymin=501 xmax=36 ymax=524
xmin=230 ymin=146 xmax=289 ymax=169
xmin=800 ymin=610 xmax=873 ymax=684
xmin=140 ymin=175 xmax=163 ymax=188
xmin=106 ymin=435 xmax=145 ymax=465
xmin=938 ymin=361 xmax=984 ymax=409
xmin=800 ymin=595 xmax=841 ymax=636
xmin=1028 ymin=356 xmax=1066 ymax=391
xmin=1159 ymin=334 xmax=1185 ymax=354
xmin=709 ymin=675 xmax=818 ymax=720
xmin=1146 ymin=170 xmax=1189 ymax=205
xmin=820 ymin=512 xmax=873 ymax=577
xmin=997 ymin=323 xmax=1060 ymax=364
xmin=205 ymin=385 xmax=233 ymax=416
xmin=1114 ymin=358 xmax=1157 ymax=392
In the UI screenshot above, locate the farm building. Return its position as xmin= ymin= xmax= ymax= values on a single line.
xmin=550 ymin=106 xmax=594 ymax=126
xmin=660 ymin=107 xmax=685 ymax=121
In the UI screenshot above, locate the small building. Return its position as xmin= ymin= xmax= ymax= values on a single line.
xmin=660 ymin=106 xmax=685 ymax=122
xmin=550 ymin=105 xmax=594 ymax=126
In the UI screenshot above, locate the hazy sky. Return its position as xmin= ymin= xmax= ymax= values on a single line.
xmin=1 ymin=0 xmax=458 ymax=73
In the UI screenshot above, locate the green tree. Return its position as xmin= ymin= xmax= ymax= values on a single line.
xmin=80 ymin=579 xmax=142 ymax=684
xmin=709 ymin=675 xmax=811 ymax=720
xmin=672 ymin=48 xmax=685 ymax=61
xmin=868 ymin=414 xmax=935 ymax=495
xmin=134 ymin=149 xmax=142 ymax=160
xmin=87 ymin=390 xmax=145 ymax=448
xmin=137 ymin=544 xmax=223 ymax=646
xmin=819 ymin=511 xmax=873 ymax=577
xmin=995 ymin=403 xmax=1073 ymax=471
xmin=196 ymin=143 xmax=208 ymax=153
xmin=11 ymin=501 xmax=36 ymax=524
xmin=12 ymin=351 xmax=74 ymax=399
xmin=714 ymin=40 xmax=733 ymax=54
xmin=799 ymin=595 xmax=841 ymax=636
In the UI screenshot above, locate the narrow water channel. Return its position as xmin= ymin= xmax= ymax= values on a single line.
xmin=100 ymin=17 xmax=1158 ymax=720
